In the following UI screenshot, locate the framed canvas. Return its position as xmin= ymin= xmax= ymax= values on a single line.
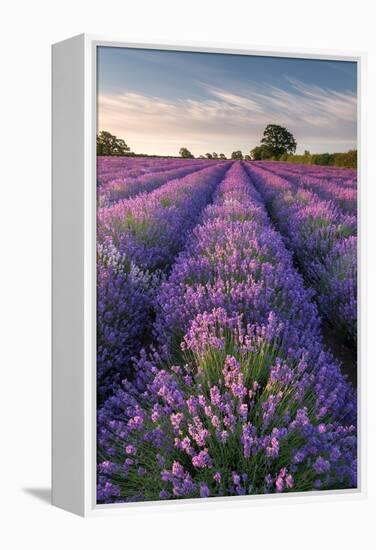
xmin=52 ymin=34 xmax=365 ymax=517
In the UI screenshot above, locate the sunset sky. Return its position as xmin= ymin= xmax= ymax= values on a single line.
xmin=97 ymin=47 xmax=357 ymax=157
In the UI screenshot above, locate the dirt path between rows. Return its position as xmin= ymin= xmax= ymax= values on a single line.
xmin=322 ymin=325 xmax=357 ymax=388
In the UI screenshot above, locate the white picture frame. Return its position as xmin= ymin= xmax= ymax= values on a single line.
xmin=52 ymin=34 xmax=366 ymax=517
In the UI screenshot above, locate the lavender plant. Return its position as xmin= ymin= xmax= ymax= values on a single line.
xmin=97 ymin=163 xmax=356 ymax=503
xmin=98 ymin=160 xmax=212 ymax=207
xmin=255 ymin=161 xmax=357 ymax=215
xmin=97 ymin=162 xmax=230 ymax=398
xmin=243 ymin=163 xmax=357 ymax=346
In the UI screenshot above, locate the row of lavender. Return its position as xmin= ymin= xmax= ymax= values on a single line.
xmin=97 ymin=156 xmax=205 ymax=186
xmin=97 ymin=162 xmax=356 ymax=503
xmin=97 ymin=162 xmax=230 ymax=399
xmin=257 ymin=161 xmax=357 ymax=215
xmin=261 ymin=162 xmax=356 ymax=183
xmin=244 ymin=162 xmax=357 ymax=346
xmin=98 ymin=157 xmax=214 ymax=207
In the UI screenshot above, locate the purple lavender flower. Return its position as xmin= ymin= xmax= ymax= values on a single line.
xmin=213 ymin=472 xmax=222 ymax=483
xmin=200 ymin=483 xmax=210 ymax=498
xmin=97 ymin=161 xmax=230 ymax=398
xmin=192 ymin=449 xmax=212 ymax=469
xmin=97 ymin=161 xmax=357 ymax=504
xmin=313 ymin=456 xmax=331 ymax=474
xmin=243 ymin=161 xmax=357 ymax=346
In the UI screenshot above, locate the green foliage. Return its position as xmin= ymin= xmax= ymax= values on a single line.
xmin=231 ymin=150 xmax=243 ymax=160
xmin=280 ymin=149 xmax=357 ymax=169
xmin=219 ymin=153 xmax=227 ymax=159
xmin=248 ymin=123 xmax=355 ymax=169
xmin=331 ymin=150 xmax=357 ymax=168
xmin=250 ymin=145 xmax=272 ymax=160
xmin=205 ymin=153 xmax=213 ymax=159
xmin=314 ymin=153 xmax=331 ymax=166
xmin=179 ymin=147 xmax=195 ymax=159
xmin=104 ymin=327 xmax=333 ymax=501
xmin=260 ymin=124 xmax=297 ymax=159
xmin=97 ymin=130 xmax=131 ymax=156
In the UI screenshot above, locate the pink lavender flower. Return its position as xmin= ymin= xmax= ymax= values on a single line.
xmin=192 ymin=449 xmax=212 ymax=469
xmin=170 ymin=412 xmax=184 ymax=432
xmin=213 ymin=472 xmax=221 ymax=483
xmin=285 ymin=474 xmax=294 ymax=489
xmin=125 ymin=444 xmax=136 ymax=455
xmin=210 ymin=386 xmax=221 ymax=406
xmin=266 ymin=437 xmax=280 ymax=458
xmin=172 ymin=461 xmax=185 ymax=478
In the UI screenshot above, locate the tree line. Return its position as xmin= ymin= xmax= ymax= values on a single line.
xmin=179 ymin=148 xmax=246 ymax=160
xmin=97 ymin=126 xmax=356 ymax=168
xmin=277 ymin=149 xmax=357 ymax=169
xmin=179 ymin=125 xmax=297 ymax=161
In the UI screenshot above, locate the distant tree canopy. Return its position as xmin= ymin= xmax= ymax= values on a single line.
xmin=231 ymin=150 xmax=243 ymax=160
xmin=260 ymin=124 xmax=297 ymax=159
xmin=249 ymin=124 xmax=355 ymax=168
xmin=179 ymin=147 xmax=195 ymax=159
xmin=280 ymin=149 xmax=357 ymax=169
xmin=196 ymin=152 xmax=227 ymax=160
xmin=250 ymin=145 xmax=272 ymax=160
xmin=97 ymin=131 xmax=131 ymax=156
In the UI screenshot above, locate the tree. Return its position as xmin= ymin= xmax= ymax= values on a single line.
xmin=231 ymin=150 xmax=243 ymax=160
xmin=97 ymin=131 xmax=131 ymax=156
xmin=179 ymin=147 xmax=195 ymax=159
xmin=260 ymin=124 xmax=297 ymax=159
xmin=219 ymin=153 xmax=227 ymax=160
xmin=205 ymin=153 xmax=213 ymax=159
xmin=198 ymin=155 xmax=206 ymax=159
xmin=212 ymin=152 xmax=219 ymax=159
xmin=244 ymin=154 xmax=251 ymax=161
xmin=313 ymin=152 xmax=331 ymax=166
xmin=250 ymin=145 xmax=271 ymax=160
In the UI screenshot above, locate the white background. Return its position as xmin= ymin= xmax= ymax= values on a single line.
xmin=1 ymin=0 xmax=375 ymax=548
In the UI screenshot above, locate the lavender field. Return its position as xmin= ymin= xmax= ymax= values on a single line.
xmin=96 ymin=157 xmax=357 ymax=503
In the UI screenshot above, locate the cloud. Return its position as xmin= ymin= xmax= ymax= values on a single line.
xmin=98 ymin=78 xmax=357 ymax=156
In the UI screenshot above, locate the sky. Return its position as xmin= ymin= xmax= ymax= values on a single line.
xmin=97 ymin=46 xmax=357 ymax=157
